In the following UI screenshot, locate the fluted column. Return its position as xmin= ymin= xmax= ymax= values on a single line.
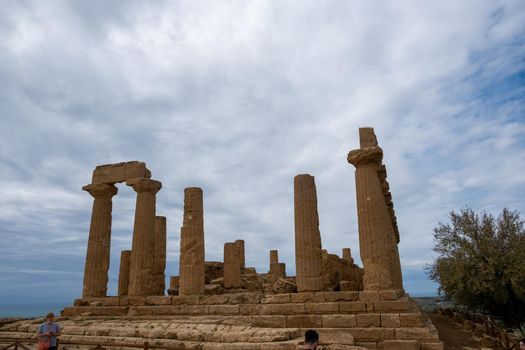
xmin=127 ymin=178 xmax=162 ymax=296
xmin=118 ymin=250 xmax=131 ymax=296
xmin=348 ymin=145 xmax=398 ymax=290
xmin=235 ymin=239 xmax=245 ymax=271
xmin=223 ymin=242 xmax=241 ymax=288
xmin=154 ymin=216 xmax=167 ymax=295
xmin=82 ymin=183 xmax=118 ymax=297
xmin=294 ymin=174 xmax=324 ymax=292
xmin=179 ymin=187 xmax=205 ymax=295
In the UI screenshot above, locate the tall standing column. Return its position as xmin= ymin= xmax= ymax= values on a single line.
xmin=223 ymin=242 xmax=241 ymax=288
xmin=179 ymin=187 xmax=205 ymax=295
xmin=118 ymin=250 xmax=131 ymax=296
xmin=294 ymin=174 xmax=324 ymax=292
xmin=235 ymin=239 xmax=245 ymax=271
xmin=127 ymin=178 xmax=162 ymax=296
xmin=82 ymin=183 xmax=118 ymax=297
xmin=348 ymin=142 xmax=398 ymax=290
xmin=154 ymin=216 xmax=167 ymax=295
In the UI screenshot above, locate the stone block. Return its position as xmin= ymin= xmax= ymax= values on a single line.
xmin=357 ymin=314 xmax=381 ymax=327
xmin=172 ymin=295 xmax=199 ymax=305
xmin=291 ymin=292 xmax=325 ymax=303
xmin=383 ymin=340 xmax=420 ymax=350
xmin=179 ymin=304 xmax=209 ymax=314
xmin=395 ymin=328 xmax=437 ymax=341
xmin=228 ymin=293 xmax=263 ymax=304
xmin=381 ymin=314 xmax=400 ymax=328
xmin=61 ymin=307 xmax=78 ymax=316
xmin=322 ymin=314 xmax=357 ymax=327
xmin=380 ymin=290 xmax=405 ymax=301
xmin=286 ymin=315 xmax=323 ymax=328
xmin=239 ymin=304 xmax=263 ymax=314
xmin=271 ymin=303 xmax=305 ymax=314
xmin=399 ymin=314 xmax=425 ymax=327
xmin=83 ymin=297 xmax=120 ymax=306
xmin=92 ymin=161 xmax=149 ymax=184
xmin=261 ymin=293 xmax=291 ymax=304
xmin=359 ymin=291 xmax=380 ymax=301
xmin=199 ymin=295 xmax=229 ymax=305
xmin=208 ymin=305 xmax=239 ymax=314
xmin=91 ymin=306 xmax=128 ymax=316
xmin=319 ymin=331 xmax=354 ymax=345
xmin=119 ymin=296 xmax=145 ymax=306
xmin=338 ymin=301 xmax=366 ymax=312
xmin=325 ymin=291 xmax=359 ymax=302
xmin=373 ymin=300 xmax=410 ymax=312
xmin=420 ymin=343 xmax=443 ymax=350
xmin=351 ymin=328 xmax=395 ymax=342
xmin=305 ymin=302 xmax=339 ymax=314
xmin=252 ymin=315 xmax=287 ymax=328
xmin=355 ymin=342 xmax=378 ymax=349
xmin=145 ymin=296 xmax=172 ymax=305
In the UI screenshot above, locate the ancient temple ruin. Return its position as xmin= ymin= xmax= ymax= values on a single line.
xmin=1 ymin=128 xmax=442 ymax=350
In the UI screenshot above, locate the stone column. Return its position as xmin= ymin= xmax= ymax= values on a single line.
xmin=223 ymin=242 xmax=241 ymax=288
xmin=342 ymin=248 xmax=354 ymax=264
xmin=81 ymin=183 xmax=118 ymax=297
xmin=294 ymin=174 xmax=324 ymax=292
xmin=154 ymin=216 xmax=167 ymax=295
xmin=126 ymin=178 xmax=162 ymax=296
xmin=269 ymin=250 xmax=286 ymax=283
xmin=348 ymin=131 xmax=399 ymax=290
xmin=179 ymin=187 xmax=205 ymax=295
xmin=118 ymin=250 xmax=131 ymax=296
xmin=235 ymin=239 xmax=245 ymax=271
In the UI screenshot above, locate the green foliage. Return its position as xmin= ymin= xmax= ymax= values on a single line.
xmin=427 ymin=207 xmax=525 ymax=325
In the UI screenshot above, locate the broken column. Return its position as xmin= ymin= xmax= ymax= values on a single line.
xmin=127 ymin=178 xmax=162 ymax=296
xmin=342 ymin=248 xmax=354 ymax=264
xmin=153 ymin=216 xmax=167 ymax=295
xmin=235 ymin=239 xmax=245 ymax=271
xmin=179 ymin=187 xmax=205 ymax=295
xmin=294 ymin=174 xmax=324 ymax=292
xmin=223 ymin=242 xmax=241 ymax=288
xmin=118 ymin=250 xmax=131 ymax=296
xmin=347 ymin=127 xmax=400 ymax=290
xmin=268 ymin=250 xmax=286 ymax=283
xmin=82 ymin=183 xmax=118 ymax=297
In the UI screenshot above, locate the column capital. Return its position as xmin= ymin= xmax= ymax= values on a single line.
xmin=82 ymin=183 xmax=118 ymax=199
xmin=126 ymin=178 xmax=162 ymax=194
xmin=347 ymin=146 xmax=383 ymax=167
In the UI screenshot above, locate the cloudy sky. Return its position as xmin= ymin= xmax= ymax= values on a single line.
xmin=1 ymin=1 xmax=524 ymax=309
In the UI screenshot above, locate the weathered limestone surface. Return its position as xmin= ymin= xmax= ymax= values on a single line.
xmin=92 ymin=161 xmax=151 ymax=185
xmin=179 ymin=187 xmax=205 ymax=295
xmin=235 ymin=239 xmax=245 ymax=270
xmin=223 ymin=242 xmax=241 ymax=288
xmin=154 ymin=216 xmax=167 ymax=295
xmin=294 ymin=174 xmax=324 ymax=292
xmin=323 ymin=252 xmax=363 ymax=291
xmin=343 ymin=248 xmax=354 ymax=264
xmin=127 ymin=178 xmax=162 ymax=296
xmin=268 ymin=250 xmax=286 ymax=283
xmin=82 ymin=183 xmax=118 ymax=297
xmin=347 ymin=128 xmax=400 ymax=290
xmin=167 ymin=276 xmax=179 ymax=296
xmin=118 ymin=250 xmax=131 ymax=296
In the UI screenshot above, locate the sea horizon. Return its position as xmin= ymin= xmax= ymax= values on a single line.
xmin=0 ymin=302 xmax=67 ymax=318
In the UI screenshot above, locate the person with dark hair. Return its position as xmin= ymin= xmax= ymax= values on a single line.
xmin=303 ymin=329 xmax=319 ymax=349
xmin=37 ymin=312 xmax=61 ymax=350
xmin=519 ymin=339 xmax=525 ymax=350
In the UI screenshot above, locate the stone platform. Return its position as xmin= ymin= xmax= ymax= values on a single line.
xmin=0 ymin=291 xmax=442 ymax=350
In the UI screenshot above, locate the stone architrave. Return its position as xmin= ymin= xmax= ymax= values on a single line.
xmin=294 ymin=174 xmax=324 ymax=292
xmin=235 ymin=239 xmax=245 ymax=271
xmin=154 ymin=216 xmax=167 ymax=295
xmin=179 ymin=187 xmax=205 ymax=295
xmin=118 ymin=250 xmax=131 ymax=296
xmin=223 ymin=242 xmax=241 ymax=288
xmin=347 ymin=128 xmax=400 ymax=290
xmin=342 ymin=248 xmax=354 ymax=264
xmin=81 ymin=183 xmax=118 ymax=297
xmin=126 ymin=178 xmax=162 ymax=296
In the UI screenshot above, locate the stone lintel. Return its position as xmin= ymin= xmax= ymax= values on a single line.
xmin=92 ymin=161 xmax=151 ymax=184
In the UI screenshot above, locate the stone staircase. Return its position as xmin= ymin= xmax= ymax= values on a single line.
xmin=0 ymin=290 xmax=442 ymax=350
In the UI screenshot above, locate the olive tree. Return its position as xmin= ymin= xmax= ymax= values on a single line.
xmin=428 ymin=207 xmax=525 ymax=325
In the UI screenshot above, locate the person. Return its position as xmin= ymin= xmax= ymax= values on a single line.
xmin=519 ymin=339 xmax=525 ymax=350
xmin=303 ymin=329 xmax=319 ymax=349
xmin=37 ymin=312 xmax=61 ymax=350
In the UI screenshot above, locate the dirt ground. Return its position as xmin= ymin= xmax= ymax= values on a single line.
xmin=427 ymin=313 xmax=480 ymax=350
